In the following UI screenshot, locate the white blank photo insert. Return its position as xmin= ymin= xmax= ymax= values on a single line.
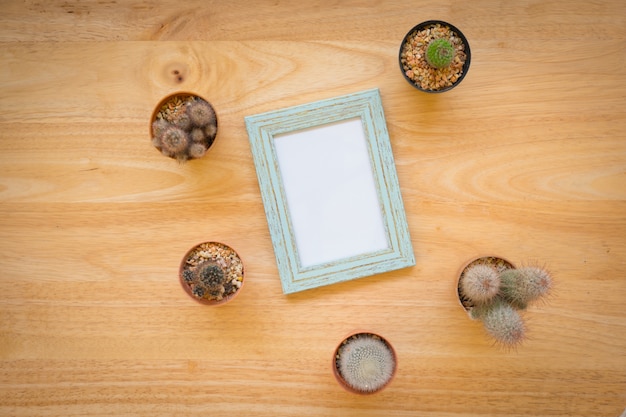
xmin=273 ymin=118 xmax=389 ymax=268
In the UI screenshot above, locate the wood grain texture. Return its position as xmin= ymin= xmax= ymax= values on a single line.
xmin=0 ymin=1 xmax=625 ymax=416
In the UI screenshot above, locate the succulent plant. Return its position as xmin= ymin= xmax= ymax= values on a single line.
xmin=179 ymin=242 xmax=245 ymax=305
xmin=479 ymin=299 xmax=526 ymax=347
xmin=459 ymin=259 xmax=553 ymax=347
xmin=460 ymin=264 xmax=500 ymax=304
xmin=425 ymin=38 xmax=455 ymax=69
xmin=500 ymin=266 xmax=552 ymax=309
xmin=205 ymin=123 xmax=217 ymax=140
xmin=182 ymin=260 xmax=232 ymax=302
xmin=159 ymin=126 xmax=189 ymax=160
xmin=151 ymin=95 xmax=218 ymax=162
xmin=182 ymin=269 xmax=194 ymax=284
xmin=190 ymin=127 xmax=206 ymax=143
xmin=189 ymin=143 xmax=207 ymax=159
xmin=172 ymin=112 xmax=192 ymax=131
xmin=187 ymin=100 xmax=216 ymax=127
xmin=197 ymin=262 xmax=225 ymax=287
xmin=151 ymin=119 xmax=170 ymax=146
xmin=336 ymin=333 xmax=395 ymax=393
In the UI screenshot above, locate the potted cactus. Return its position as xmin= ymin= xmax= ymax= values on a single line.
xmin=399 ymin=20 xmax=471 ymax=92
xmin=179 ymin=241 xmax=244 ymax=306
xmin=457 ymin=256 xmax=553 ymax=347
xmin=150 ymin=92 xmax=218 ymax=162
xmin=332 ymin=332 xmax=397 ymax=395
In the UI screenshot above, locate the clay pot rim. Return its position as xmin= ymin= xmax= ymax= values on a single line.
xmin=456 ymin=255 xmax=516 ymax=318
xmin=398 ymin=19 xmax=472 ymax=93
xmin=331 ymin=330 xmax=397 ymax=395
xmin=149 ymin=91 xmax=219 ymax=160
xmin=178 ymin=241 xmax=244 ymax=306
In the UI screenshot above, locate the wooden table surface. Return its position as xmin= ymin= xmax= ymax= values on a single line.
xmin=1 ymin=1 xmax=625 ymax=416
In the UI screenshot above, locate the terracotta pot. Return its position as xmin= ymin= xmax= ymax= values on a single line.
xmin=332 ymin=331 xmax=397 ymax=395
xmin=150 ymin=91 xmax=218 ymax=161
xmin=179 ymin=241 xmax=244 ymax=306
xmin=456 ymin=256 xmax=515 ymax=318
xmin=398 ymin=20 xmax=471 ymax=93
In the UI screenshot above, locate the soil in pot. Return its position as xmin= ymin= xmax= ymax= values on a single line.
xmin=150 ymin=92 xmax=218 ymax=162
xmin=399 ymin=21 xmax=470 ymax=92
xmin=179 ymin=241 xmax=244 ymax=305
xmin=332 ymin=332 xmax=397 ymax=395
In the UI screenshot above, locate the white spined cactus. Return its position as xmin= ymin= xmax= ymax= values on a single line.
xmin=337 ymin=334 xmax=396 ymax=393
xmin=460 ymin=263 xmax=501 ymax=304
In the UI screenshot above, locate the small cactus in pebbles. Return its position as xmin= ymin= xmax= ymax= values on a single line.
xmin=180 ymin=242 xmax=244 ymax=304
xmin=425 ymin=38 xmax=455 ymax=69
xmin=151 ymin=94 xmax=218 ymax=161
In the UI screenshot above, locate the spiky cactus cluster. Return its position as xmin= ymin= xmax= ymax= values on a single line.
xmin=460 ymin=262 xmax=552 ymax=347
xmin=152 ymin=97 xmax=218 ymax=162
xmin=182 ymin=260 xmax=236 ymax=301
xmin=425 ymin=38 xmax=455 ymax=69
xmin=336 ymin=333 xmax=396 ymax=394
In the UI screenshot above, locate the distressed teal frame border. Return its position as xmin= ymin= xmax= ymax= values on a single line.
xmin=245 ymin=88 xmax=414 ymax=294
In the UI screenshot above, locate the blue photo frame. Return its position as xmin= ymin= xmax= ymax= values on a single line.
xmin=246 ymin=88 xmax=414 ymax=294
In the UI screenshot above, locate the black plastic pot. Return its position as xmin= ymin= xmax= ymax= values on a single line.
xmin=398 ymin=20 xmax=471 ymax=93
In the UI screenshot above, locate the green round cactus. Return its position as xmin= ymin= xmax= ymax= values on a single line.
xmin=337 ymin=334 xmax=395 ymax=393
xmin=500 ymin=266 xmax=552 ymax=309
xmin=481 ymin=300 xmax=526 ymax=347
xmin=461 ymin=264 xmax=501 ymax=304
xmin=425 ymin=38 xmax=455 ymax=69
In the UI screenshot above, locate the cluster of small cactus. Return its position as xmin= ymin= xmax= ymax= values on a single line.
xmin=182 ymin=260 xmax=240 ymax=302
xmin=179 ymin=241 xmax=244 ymax=305
xmin=425 ymin=38 xmax=456 ymax=69
xmin=459 ymin=260 xmax=552 ymax=347
xmin=335 ymin=333 xmax=396 ymax=394
xmin=151 ymin=96 xmax=218 ymax=162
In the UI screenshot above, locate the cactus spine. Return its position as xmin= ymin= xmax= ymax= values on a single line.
xmin=337 ymin=334 xmax=395 ymax=393
xmin=459 ymin=259 xmax=552 ymax=347
xmin=500 ymin=266 xmax=552 ymax=309
xmin=480 ymin=300 xmax=526 ymax=346
xmin=460 ymin=264 xmax=501 ymax=304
